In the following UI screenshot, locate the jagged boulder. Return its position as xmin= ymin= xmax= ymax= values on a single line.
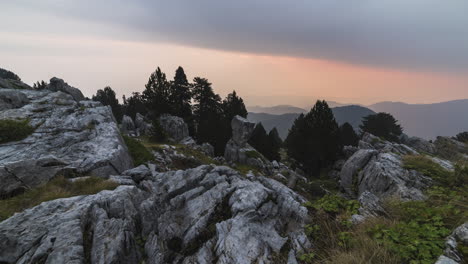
xmin=0 ymin=78 xmax=31 ymax=90
xmin=231 ymin=115 xmax=256 ymax=145
xmin=0 ymin=80 xmax=133 ymax=197
xmin=400 ymin=134 xmax=436 ymax=154
xmin=135 ymin=113 xmax=151 ymax=136
xmin=340 ymin=133 xmax=434 ymax=206
xmin=224 ymin=116 xmax=256 ymax=163
xmin=120 ymin=115 xmax=136 ymax=136
xmin=0 ymin=165 xmax=311 ymax=263
xmin=159 ymin=114 xmax=189 ymax=142
xmin=46 ymin=77 xmax=85 ymax=102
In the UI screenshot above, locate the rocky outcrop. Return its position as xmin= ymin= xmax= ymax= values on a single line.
xmin=400 ymin=134 xmax=436 ymax=154
xmin=135 ymin=113 xmax=151 ymax=136
xmin=159 ymin=114 xmax=190 ymax=142
xmin=0 ymin=79 xmax=133 ymax=197
xmin=120 ymin=115 xmax=135 ymax=136
xmin=224 ymin=116 xmax=256 ymax=163
xmin=339 ymin=133 xmax=436 ymax=206
xmin=0 ymin=164 xmax=311 ymax=264
xmin=0 ymin=90 xmax=29 ymax=110
xmin=436 ymin=222 xmax=468 ymax=264
xmin=47 ymin=77 xmax=85 ymax=102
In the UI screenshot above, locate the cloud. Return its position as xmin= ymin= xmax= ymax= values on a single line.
xmin=3 ymin=0 xmax=468 ymax=71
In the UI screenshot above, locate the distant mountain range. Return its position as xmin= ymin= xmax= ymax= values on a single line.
xmin=248 ymin=99 xmax=468 ymax=140
xmin=247 ymin=101 xmax=351 ymax=115
xmin=248 ymin=105 xmax=374 ymax=139
xmin=369 ymin=99 xmax=468 ymax=139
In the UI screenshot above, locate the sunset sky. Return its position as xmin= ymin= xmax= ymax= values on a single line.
xmin=1 ymin=1 xmax=467 ymax=107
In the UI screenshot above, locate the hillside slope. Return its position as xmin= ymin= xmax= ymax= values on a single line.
xmin=369 ymin=99 xmax=468 ymax=139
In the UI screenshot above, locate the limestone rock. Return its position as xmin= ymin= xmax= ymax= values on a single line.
xmin=0 ymin=90 xmax=29 ymax=110
xmin=120 ymin=115 xmax=135 ymax=136
xmin=200 ymin=142 xmax=215 ymax=157
xmin=159 ymin=114 xmax=189 ymax=142
xmin=46 ymin=77 xmax=85 ymax=102
xmin=436 ymin=222 xmax=468 ymax=264
xmin=0 ymin=82 xmax=133 ymax=196
xmin=231 ymin=115 xmax=256 ymax=146
xmin=0 ymin=165 xmax=311 ymax=264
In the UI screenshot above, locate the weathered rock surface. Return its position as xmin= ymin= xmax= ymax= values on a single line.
xmin=159 ymin=114 xmax=190 ymax=142
xmin=120 ymin=115 xmax=135 ymax=136
xmin=46 ymin=77 xmax=85 ymax=102
xmin=0 ymin=165 xmax=311 ymax=264
xmin=0 ymin=90 xmax=29 ymax=110
xmin=0 ymin=79 xmax=133 ymax=197
xmin=224 ymin=116 xmax=256 ymax=163
xmin=340 ymin=133 xmax=437 ymax=207
xmin=436 ymin=222 xmax=468 ymax=264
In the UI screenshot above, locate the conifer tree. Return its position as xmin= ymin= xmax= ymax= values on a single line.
xmin=339 ymin=122 xmax=359 ymax=146
xmin=360 ymin=112 xmax=403 ymax=142
xmin=268 ymin=128 xmax=283 ymax=161
xmin=92 ymin=86 xmax=123 ymax=122
xmin=122 ymin=92 xmax=147 ymax=119
xmin=285 ymin=100 xmax=341 ymax=175
xmin=192 ymin=77 xmax=224 ymax=155
xmin=142 ymin=67 xmax=172 ymax=117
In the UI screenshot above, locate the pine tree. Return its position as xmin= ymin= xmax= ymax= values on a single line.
xmin=340 ymin=122 xmax=359 ymax=146
xmin=268 ymin=128 xmax=283 ymax=161
xmin=92 ymin=86 xmax=123 ymax=122
xmin=142 ymin=67 xmax=172 ymax=118
xmin=222 ymin=90 xmax=248 ymax=121
xmin=249 ymin=123 xmax=269 ymax=156
xmin=285 ymin=100 xmax=341 ymax=175
xmin=122 ymin=92 xmax=147 ymax=120
xmin=33 ymin=80 xmax=48 ymax=90
xmin=360 ymin=112 xmax=403 ymax=142
xmin=169 ymin=67 xmax=192 ymax=119
xmin=192 ymin=77 xmax=224 ymax=155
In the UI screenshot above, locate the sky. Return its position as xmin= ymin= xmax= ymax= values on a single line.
xmin=1 ymin=1 xmax=467 ymax=107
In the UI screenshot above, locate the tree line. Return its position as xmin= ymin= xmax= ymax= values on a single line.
xmin=93 ymin=66 xmax=249 ymax=156
xmin=285 ymin=100 xmax=403 ymax=176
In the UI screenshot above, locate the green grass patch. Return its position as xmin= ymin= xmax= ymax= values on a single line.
xmin=0 ymin=119 xmax=35 ymax=144
xmin=233 ymin=164 xmax=261 ymax=175
xmin=245 ymin=150 xmax=263 ymax=160
xmin=123 ymin=135 xmax=154 ymax=166
xmin=0 ymin=176 xmax=119 ymax=221
xmin=403 ymin=155 xmax=467 ymax=186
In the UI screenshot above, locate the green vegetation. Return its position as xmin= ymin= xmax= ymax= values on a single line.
xmin=403 ymin=155 xmax=467 ymax=186
xmin=360 ymin=112 xmax=403 ymax=142
xmin=0 ymin=119 xmax=35 ymax=144
xmin=245 ymin=150 xmax=264 ymax=160
xmin=123 ymin=135 xmax=154 ymax=166
xmin=285 ymin=100 xmax=341 ymax=176
xmin=0 ymin=176 xmax=118 ymax=221
xmin=299 ymin=159 xmax=468 ymax=264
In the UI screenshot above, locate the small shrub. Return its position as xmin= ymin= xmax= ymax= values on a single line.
xmin=0 ymin=119 xmax=35 ymax=144
xmin=305 ymin=194 xmax=359 ymax=215
xmin=245 ymin=150 xmax=263 ymax=160
xmin=0 ymin=176 xmax=118 ymax=221
xmin=123 ymin=135 xmax=153 ymax=166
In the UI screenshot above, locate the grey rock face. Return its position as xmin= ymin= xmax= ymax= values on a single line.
xmin=0 ymin=78 xmax=32 ymax=90
xmin=0 ymin=90 xmax=29 ymax=110
xmin=135 ymin=113 xmax=151 ymax=136
xmin=224 ymin=116 xmax=257 ymax=163
xmin=436 ymin=222 xmax=468 ymax=264
xmin=231 ymin=115 xmax=256 ymax=146
xmin=400 ymin=135 xmax=436 ymax=154
xmin=0 ymin=165 xmax=311 ymax=264
xmin=340 ymin=133 xmax=440 ymax=210
xmin=159 ymin=114 xmax=189 ymax=142
xmin=0 ymin=83 xmax=133 ymax=196
xmin=120 ymin=115 xmax=135 ymax=136
xmin=200 ymin=142 xmax=215 ymax=157
xmin=47 ymin=77 xmax=85 ymax=102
